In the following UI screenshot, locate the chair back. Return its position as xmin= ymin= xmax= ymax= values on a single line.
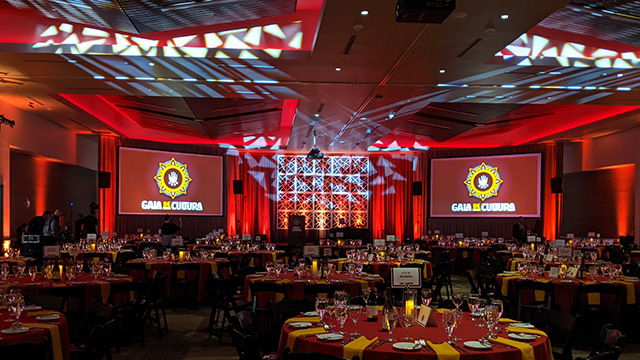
xmin=250 ymin=281 xmax=288 ymax=309
xmin=228 ymin=325 xmax=262 ymax=360
xmin=515 ymin=280 xmax=555 ymax=321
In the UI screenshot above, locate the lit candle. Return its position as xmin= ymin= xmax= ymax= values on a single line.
xmin=337 ymin=240 xmax=342 ymax=246
xmin=569 ymin=240 xmax=573 ymax=246
xmin=590 ymin=238 xmax=594 ymax=243
xmin=459 ymin=241 xmax=463 ymax=247
xmin=91 ymin=243 xmax=96 ymax=251
xmin=59 ymin=265 xmax=63 ymax=275
xmin=2 ymin=240 xmax=10 ymax=256
xmin=312 ymin=260 xmax=318 ymax=276
xmin=531 ymin=243 xmax=535 ymax=251
xmin=179 ymin=250 xmax=185 ymax=261
xmin=405 ymin=299 xmax=415 ymax=318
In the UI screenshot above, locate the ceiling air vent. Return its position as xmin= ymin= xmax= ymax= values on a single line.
xmin=343 ymin=35 xmax=356 ymax=55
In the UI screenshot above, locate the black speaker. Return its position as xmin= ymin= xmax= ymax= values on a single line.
xmin=551 ymin=177 xmax=562 ymax=194
xmin=98 ymin=171 xmax=111 ymax=188
xmin=233 ymin=180 xmax=243 ymax=195
xmin=412 ymin=181 xmax=423 ymax=196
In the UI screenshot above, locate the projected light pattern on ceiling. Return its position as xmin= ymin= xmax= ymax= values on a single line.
xmin=276 ymin=155 xmax=369 ymax=230
xmin=32 ymin=21 xmax=303 ymax=59
xmin=495 ymin=32 xmax=640 ymax=69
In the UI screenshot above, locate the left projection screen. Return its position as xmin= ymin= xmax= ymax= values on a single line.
xmin=118 ymin=147 xmax=224 ymax=216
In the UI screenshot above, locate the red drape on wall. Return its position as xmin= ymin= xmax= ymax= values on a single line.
xmin=227 ymin=151 xmax=276 ymax=241
xmin=98 ymin=135 xmax=120 ymax=234
xmin=369 ymin=154 xmax=419 ymax=243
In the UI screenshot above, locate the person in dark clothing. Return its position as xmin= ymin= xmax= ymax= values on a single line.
xmin=161 ymin=215 xmax=182 ymax=248
xmin=82 ymin=210 xmax=99 ymax=237
xmin=512 ymin=216 xmax=527 ymax=243
xmin=531 ymin=219 xmax=545 ymax=241
xmin=42 ymin=209 xmax=62 ymax=245
xmin=75 ymin=214 xmax=84 ymax=241
xmin=14 ymin=223 xmax=27 ymax=248
xmin=28 ymin=211 xmax=51 ymax=235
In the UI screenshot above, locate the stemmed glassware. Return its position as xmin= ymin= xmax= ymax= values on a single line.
xmin=442 ymin=311 xmax=457 ymax=344
xmin=316 ymin=297 xmax=328 ymax=327
xmin=348 ymin=304 xmax=362 ymax=336
xmin=9 ymin=293 xmax=25 ymax=328
xmin=1 ymin=263 xmax=9 ymax=281
xmin=484 ymin=304 xmax=500 ymax=339
xmin=452 ymin=292 xmax=464 ymax=310
xmin=421 ymin=288 xmax=432 ymax=307
xmin=452 ymin=309 xmax=463 ymax=341
xmin=65 ymin=266 xmax=76 ymax=281
xmin=28 ymin=266 xmax=38 ymax=282
xmin=383 ymin=306 xmax=398 ymax=341
xmin=468 ymin=293 xmax=480 ymax=319
xmin=335 ymin=303 xmax=348 ymax=332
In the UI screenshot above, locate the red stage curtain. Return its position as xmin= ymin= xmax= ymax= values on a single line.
xmin=98 ymin=135 xmax=120 ymax=234
xmin=369 ymin=154 xmax=418 ymax=243
xmin=227 ymin=151 xmax=276 ymax=241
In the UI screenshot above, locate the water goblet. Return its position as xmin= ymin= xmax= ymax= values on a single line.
xmin=468 ymin=293 xmax=480 ymax=319
xmin=348 ymin=305 xmax=362 ymax=336
xmin=65 ymin=266 xmax=75 ymax=281
xmin=0 ymin=263 xmax=9 ymax=281
xmin=442 ymin=311 xmax=457 ymax=344
xmin=28 ymin=266 xmax=38 ymax=282
xmin=383 ymin=306 xmax=398 ymax=341
xmin=316 ymin=297 xmax=328 ymax=326
xmin=335 ymin=304 xmax=348 ymax=332
xmin=452 ymin=292 xmax=464 ymax=310
xmin=421 ymin=288 xmax=432 ymax=307
xmin=484 ymin=304 xmax=500 ymax=339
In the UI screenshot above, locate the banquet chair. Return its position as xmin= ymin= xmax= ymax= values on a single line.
xmin=235 ymin=309 xmax=272 ymax=354
xmin=71 ymin=318 xmax=115 ymax=360
xmin=456 ymin=248 xmax=474 ymax=273
xmin=466 ymin=270 xmax=480 ymax=294
xmin=74 ymin=301 xmax=114 ymax=344
xmin=430 ymin=260 xmax=454 ymax=302
xmin=106 ymin=280 xmax=142 ymax=305
xmin=576 ymin=347 xmax=623 ymax=360
xmin=251 ymin=282 xmax=289 ymax=311
xmin=171 ymin=262 xmax=201 ymax=311
xmin=283 ymin=347 xmax=360 ymax=360
xmin=571 ymin=283 xmax=623 ymax=329
xmin=587 ymin=324 xmax=627 ymax=359
xmin=25 ymin=294 xmax=66 ymax=312
xmin=208 ymin=276 xmax=250 ymax=343
xmin=242 ymin=253 xmax=266 ymax=268
xmin=229 ymin=325 xmax=263 ymax=360
xmin=270 ymin=298 xmax=307 ymax=330
xmin=145 ymin=273 xmax=169 ymax=338
xmin=532 ymin=309 xmax=578 ymax=360
xmin=514 ymin=280 xmax=555 ymax=321
xmin=303 ymin=283 xmax=341 ymax=304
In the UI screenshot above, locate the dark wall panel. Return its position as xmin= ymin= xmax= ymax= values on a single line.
xmin=561 ymin=166 xmax=635 ymax=238
xmin=10 ymin=150 xmax=97 ymax=239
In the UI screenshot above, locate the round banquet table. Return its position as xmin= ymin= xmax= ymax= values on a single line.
xmin=61 ymin=249 xmax=135 ymax=265
xmin=331 ymin=259 xmax=432 ymax=281
xmin=0 ymin=256 xmax=35 ymax=264
xmin=127 ymin=258 xmax=231 ymax=303
xmin=242 ymin=271 xmax=383 ymax=306
xmin=0 ymin=306 xmax=72 ymax=360
xmin=425 ymin=246 xmax=488 ymax=272
xmin=279 ymin=311 xmax=552 ymax=360
xmin=497 ymin=272 xmax=640 ymax=312
xmin=0 ymin=273 xmax=133 ymax=309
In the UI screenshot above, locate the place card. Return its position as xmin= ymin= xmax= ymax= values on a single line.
xmin=171 ymin=238 xmax=184 ymax=247
xmin=336 ymin=232 xmax=344 ymax=238
xmin=373 ymin=239 xmax=386 ymax=247
xmin=567 ymin=267 xmax=579 ymax=278
xmin=213 ymin=231 xmax=221 ymax=237
xmin=242 ymin=234 xmax=251 ymax=240
xmin=481 ymin=231 xmax=489 ymax=237
xmin=390 ymin=268 xmax=422 ymax=288
xmin=43 ymin=245 xmax=61 ymax=258
xmin=367 ymin=254 xmax=375 ymax=262
xmin=386 ymin=235 xmax=396 ymax=242
xmin=545 ymin=253 xmax=554 ymax=262
xmin=588 ymin=232 xmax=596 ymax=238
xmin=567 ymin=233 xmax=574 ymax=239
xmin=549 ymin=267 xmax=559 ymax=278
xmin=555 ymin=239 xmax=565 ymax=247
xmin=218 ymin=229 xmax=224 ymax=234
xmin=558 ymin=247 xmax=572 ymax=258
xmin=527 ymin=235 xmax=536 ymax=243
xmin=323 ymin=248 xmax=332 ymax=257
xmin=455 ymin=233 xmax=464 ymax=239
xmin=417 ymin=306 xmax=437 ymax=327
xmin=136 ymin=228 xmax=144 ymax=233
xmin=87 ymin=233 xmax=97 ymax=241
xmin=303 ymin=245 xmax=320 ymax=257
xmin=102 ymin=231 xmax=110 ymax=239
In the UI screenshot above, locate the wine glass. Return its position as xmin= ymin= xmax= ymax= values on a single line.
xmin=11 ymin=265 xmax=19 ymax=277
xmin=468 ymin=293 xmax=480 ymax=319
xmin=316 ymin=297 xmax=328 ymax=326
xmin=348 ymin=305 xmax=362 ymax=336
xmin=326 ymin=298 xmax=336 ymax=328
xmin=421 ymin=288 xmax=432 ymax=307
xmin=10 ymin=294 xmax=25 ymax=328
xmin=452 ymin=309 xmax=463 ymax=341
xmin=383 ymin=307 xmax=398 ymax=341
xmin=0 ymin=263 xmax=9 ymax=281
xmin=356 ymin=263 xmax=364 ymax=277
xmin=65 ymin=266 xmax=75 ymax=281
xmin=484 ymin=305 xmax=500 ymax=339
xmin=28 ymin=266 xmax=38 ymax=282
xmin=265 ymin=262 xmax=274 ymax=277
xmin=452 ymin=292 xmax=464 ymax=310
xmin=103 ymin=262 xmax=112 ymax=276
xmin=442 ymin=311 xmax=457 ymax=344
xmin=335 ymin=304 xmax=348 ymax=332
xmin=75 ymin=261 xmax=84 ymax=274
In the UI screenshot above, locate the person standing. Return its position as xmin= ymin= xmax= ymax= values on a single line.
xmin=74 ymin=214 xmax=84 ymax=241
xmin=161 ymin=215 xmax=182 ymax=248
xmin=512 ymin=216 xmax=527 ymax=243
xmin=28 ymin=210 xmax=50 ymax=235
xmin=82 ymin=210 xmax=99 ymax=238
xmin=42 ymin=209 xmax=62 ymax=245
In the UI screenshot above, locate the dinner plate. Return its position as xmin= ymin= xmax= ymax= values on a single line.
xmin=105 ymin=278 xmax=121 ymax=281
xmin=509 ymin=333 xmax=537 ymax=341
xmin=511 ymin=323 xmax=535 ymax=329
xmin=1 ymin=327 xmax=29 ymax=334
xmin=36 ymin=314 xmax=61 ymax=321
xmin=464 ymin=341 xmax=493 ymax=350
xmin=24 ymin=305 xmax=42 ymax=311
xmin=471 ymin=312 xmax=483 ymax=317
xmin=288 ymin=322 xmax=312 ymax=329
xmin=316 ymin=333 xmax=343 ymax=341
xmin=392 ymin=342 xmax=421 ymax=351
xmin=302 ymin=311 xmax=318 ymax=316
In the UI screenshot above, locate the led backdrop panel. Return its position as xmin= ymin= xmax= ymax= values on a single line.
xmin=276 ymin=155 xmax=369 ymax=230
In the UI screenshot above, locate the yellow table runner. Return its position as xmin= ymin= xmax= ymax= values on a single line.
xmin=614 ymin=281 xmax=636 ymax=304
xmin=500 ymin=276 xmax=521 ymax=297
xmin=27 ymin=310 xmax=60 ymax=317
xmin=510 ymin=258 xmax=524 ymax=271
xmin=286 ymin=327 xmax=327 ymax=350
xmin=285 ymin=317 xmax=320 ymax=323
xmin=246 ymin=277 xmax=289 ymax=302
xmin=23 ymin=323 xmax=64 ymax=360
xmin=435 ymin=308 xmax=450 ymax=313
xmin=96 ymin=281 xmax=111 ymax=302
xmin=344 ymin=336 xmax=377 ymax=360
xmin=507 ymin=327 xmax=554 ymax=360
xmin=349 ymin=278 xmax=370 ymax=291
xmin=425 ymin=341 xmax=460 ymax=360
xmin=210 ymin=262 xmax=219 ymax=274
xmin=489 ymin=337 xmax=535 ymax=360
xmin=499 ymin=318 xmax=519 ymax=323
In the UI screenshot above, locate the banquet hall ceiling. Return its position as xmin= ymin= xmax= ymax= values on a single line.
xmin=3 ymin=0 xmax=640 ymax=152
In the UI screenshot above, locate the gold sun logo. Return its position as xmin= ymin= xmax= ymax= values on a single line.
xmin=154 ymin=158 xmax=192 ymax=199
xmin=464 ymin=162 xmax=503 ymax=201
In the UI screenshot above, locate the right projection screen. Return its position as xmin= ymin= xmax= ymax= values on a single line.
xmin=430 ymin=153 xmax=541 ymax=218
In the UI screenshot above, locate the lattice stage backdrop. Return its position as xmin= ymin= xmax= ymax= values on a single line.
xmin=276 ymin=155 xmax=369 ymax=230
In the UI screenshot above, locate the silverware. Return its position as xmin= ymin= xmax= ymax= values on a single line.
xmin=419 ymin=339 xmax=435 ymax=354
xmin=366 ymin=339 xmax=380 ymax=350
xmin=341 ymin=336 xmax=356 ymax=346
xmin=369 ymin=339 xmax=391 ymax=350
xmin=450 ymin=342 xmax=471 ymax=354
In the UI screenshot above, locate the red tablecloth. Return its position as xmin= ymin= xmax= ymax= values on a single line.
xmin=243 ymin=271 xmax=383 ymax=307
xmin=279 ymin=312 xmax=551 ymax=360
xmin=331 ymin=260 xmax=432 ymax=281
xmin=127 ymin=258 xmax=229 ymax=303
xmin=427 ymin=246 xmax=488 ymax=271
xmin=0 ymin=273 xmax=133 ymax=309
xmin=497 ymin=273 xmax=640 ymax=312
xmin=0 ymin=308 xmax=71 ymax=360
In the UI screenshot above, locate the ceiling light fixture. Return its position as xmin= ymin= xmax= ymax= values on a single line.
xmin=0 ymin=114 xmax=15 ymax=128
xmin=361 ymin=10 xmax=369 ymax=15
xmin=439 ymin=69 xmax=445 ymax=73
xmin=335 ymin=67 xmax=342 ymax=71
xmin=617 ymin=73 xmax=623 ymax=77
xmin=501 ymin=14 xmax=509 ymax=20
xmin=307 ymin=130 xmax=324 ymax=159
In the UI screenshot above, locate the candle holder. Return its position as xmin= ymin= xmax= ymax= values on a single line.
xmin=401 ymin=288 xmax=417 ymax=340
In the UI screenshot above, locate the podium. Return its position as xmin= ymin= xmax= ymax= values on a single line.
xmin=288 ymin=215 xmax=305 ymax=245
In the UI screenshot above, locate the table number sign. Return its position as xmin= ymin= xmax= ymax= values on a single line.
xmin=386 ymin=235 xmax=396 ymax=242
xmin=87 ymin=233 xmax=97 ymax=241
xmin=255 ymin=235 xmax=261 ymax=241
xmin=136 ymin=228 xmax=144 ymax=233
xmin=373 ymin=239 xmax=386 ymax=247
xmin=43 ymin=245 xmax=61 ymax=258
xmin=303 ymin=245 xmax=320 ymax=257
xmin=481 ymin=231 xmax=489 ymax=237
xmin=527 ymin=235 xmax=536 ymax=243
xmin=567 ymin=233 xmax=574 ymax=239
xmin=434 ymin=230 xmax=440 ymax=235
xmin=588 ymin=232 xmax=596 ymax=238
xmin=102 ymin=231 xmax=110 ymax=239
xmin=391 ymin=268 xmax=422 ymax=288
xmin=549 ymin=267 xmax=559 ymax=278
xmin=567 ymin=267 xmax=579 ymax=278
xmin=367 ymin=253 xmax=375 ymax=262
xmin=545 ymin=253 xmax=554 ymax=262
xmin=171 ymin=237 xmax=184 ymax=247
xmin=336 ymin=232 xmax=344 ymax=238
xmin=555 ymin=239 xmax=565 ymax=247
xmin=323 ymin=248 xmax=333 ymax=257
xmin=558 ymin=247 xmax=573 ymax=258
xmin=455 ymin=233 xmax=464 ymax=239
xmin=242 ymin=234 xmax=251 ymax=240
